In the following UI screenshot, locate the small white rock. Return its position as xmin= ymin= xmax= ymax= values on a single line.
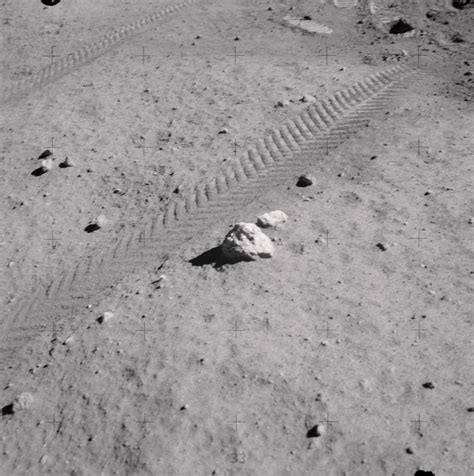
xmin=40 ymin=158 xmax=53 ymax=171
xmin=316 ymin=424 xmax=326 ymax=436
xmin=64 ymin=335 xmax=75 ymax=345
xmin=221 ymin=223 xmax=275 ymax=261
xmin=13 ymin=392 xmax=34 ymax=411
xmin=276 ymin=99 xmax=290 ymax=107
xmin=98 ymin=311 xmax=114 ymax=324
xmin=96 ymin=215 xmax=109 ymax=228
xmin=257 ymin=210 xmax=288 ymax=228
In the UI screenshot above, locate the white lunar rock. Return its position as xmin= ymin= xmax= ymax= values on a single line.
xmin=257 ymin=210 xmax=288 ymax=228
xmin=13 ymin=392 xmax=34 ymax=411
xmin=40 ymin=158 xmax=54 ymax=172
xmin=221 ymin=223 xmax=274 ymax=260
xmin=98 ymin=311 xmax=114 ymax=324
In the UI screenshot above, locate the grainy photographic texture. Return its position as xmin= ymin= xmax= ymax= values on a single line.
xmin=0 ymin=0 xmax=473 ymax=475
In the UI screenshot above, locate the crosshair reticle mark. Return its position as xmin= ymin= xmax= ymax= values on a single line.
xmin=136 ymin=232 xmax=162 ymax=259
xmin=320 ymin=137 xmax=338 ymax=156
xmin=136 ymin=137 xmax=159 ymax=158
xmin=414 ymin=45 xmax=427 ymax=66
xmin=410 ymin=138 xmax=429 ymax=157
xmin=133 ymin=46 xmax=152 ymax=65
xmin=321 ymin=229 xmax=337 ymax=248
xmin=45 ymin=415 xmax=61 ymax=434
xmin=43 ymin=46 xmax=60 ymax=65
xmin=228 ymin=413 xmax=245 ymax=432
xmin=137 ymin=414 xmax=153 ymax=435
xmin=39 ymin=321 xmax=64 ymax=341
xmin=408 ymin=228 xmax=428 ymax=247
xmin=319 ymin=413 xmax=338 ymax=430
xmin=227 ymin=46 xmax=245 ymax=65
xmin=226 ymin=320 xmax=248 ymax=339
xmin=315 ymin=320 xmax=338 ymax=339
xmin=44 ymin=137 xmax=61 ymax=156
xmin=409 ymin=319 xmax=428 ymax=340
xmin=135 ymin=321 xmax=155 ymax=342
xmin=411 ymin=412 xmax=428 ymax=434
xmin=44 ymin=229 xmax=61 ymax=250
xmin=317 ymin=41 xmax=337 ymax=65
xmin=233 ymin=138 xmax=241 ymax=157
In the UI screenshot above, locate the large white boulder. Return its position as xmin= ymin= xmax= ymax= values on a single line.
xmin=221 ymin=223 xmax=274 ymax=261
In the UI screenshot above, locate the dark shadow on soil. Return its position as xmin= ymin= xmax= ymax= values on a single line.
xmin=189 ymin=246 xmax=251 ymax=268
xmin=1 ymin=404 xmax=14 ymax=416
xmin=31 ymin=167 xmax=47 ymax=177
xmin=84 ymin=223 xmax=100 ymax=233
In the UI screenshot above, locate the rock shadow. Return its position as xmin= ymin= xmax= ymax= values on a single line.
xmin=1 ymin=403 xmax=14 ymax=416
xmin=189 ymin=245 xmax=251 ymax=268
xmin=84 ymin=223 xmax=100 ymax=233
xmin=31 ymin=167 xmax=47 ymax=177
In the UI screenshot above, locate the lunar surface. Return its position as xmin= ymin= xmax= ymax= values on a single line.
xmin=0 ymin=0 xmax=473 ymax=475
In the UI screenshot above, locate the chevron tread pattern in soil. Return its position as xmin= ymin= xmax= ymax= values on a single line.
xmin=1 ymin=64 xmax=417 ymax=373
xmin=0 ymin=0 xmax=203 ymax=105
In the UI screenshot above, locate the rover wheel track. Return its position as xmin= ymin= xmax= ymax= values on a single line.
xmin=0 ymin=63 xmax=420 ymax=374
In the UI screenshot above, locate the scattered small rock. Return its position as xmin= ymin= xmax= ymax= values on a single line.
xmin=97 ymin=311 xmax=114 ymax=324
xmin=180 ymin=404 xmax=189 ymax=411
xmin=467 ymin=407 xmax=474 ymax=412
xmin=422 ymin=382 xmax=435 ymax=389
xmin=257 ymin=210 xmax=288 ymax=228
xmin=296 ymin=173 xmax=315 ymax=187
xmin=301 ymin=95 xmax=316 ymax=103
xmin=218 ymin=127 xmax=229 ymax=134
xmin=451 ymin=32 xmax=465 ymax=43
xmin=362 ymin=55 xmax=376 ymax=65
xmin=85 ymin=215 xmax=108 ymax=233
xmin=276 ymin=99 xmax=290 ymax=107
xmin=221 ymin=223 xmax=274 ymax=261
xmin=406 ymin=447 xmax=414 ymax=454
xmin=306 ymin=424 xmax=325 ymax=438
xmin=59 ymin=157 xmax=74 ymax=168
xmin=376 ymin=242 xmax=388 ymax=251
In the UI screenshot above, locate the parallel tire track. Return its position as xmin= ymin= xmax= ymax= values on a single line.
xmin=0 ymin=64 xmax=419 ymax=373
xmin=0 ymin=0 xmax=204 ymax=105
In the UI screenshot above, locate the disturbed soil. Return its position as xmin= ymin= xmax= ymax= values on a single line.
xmin=0 ymin=0 xmax=473 ymax=475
